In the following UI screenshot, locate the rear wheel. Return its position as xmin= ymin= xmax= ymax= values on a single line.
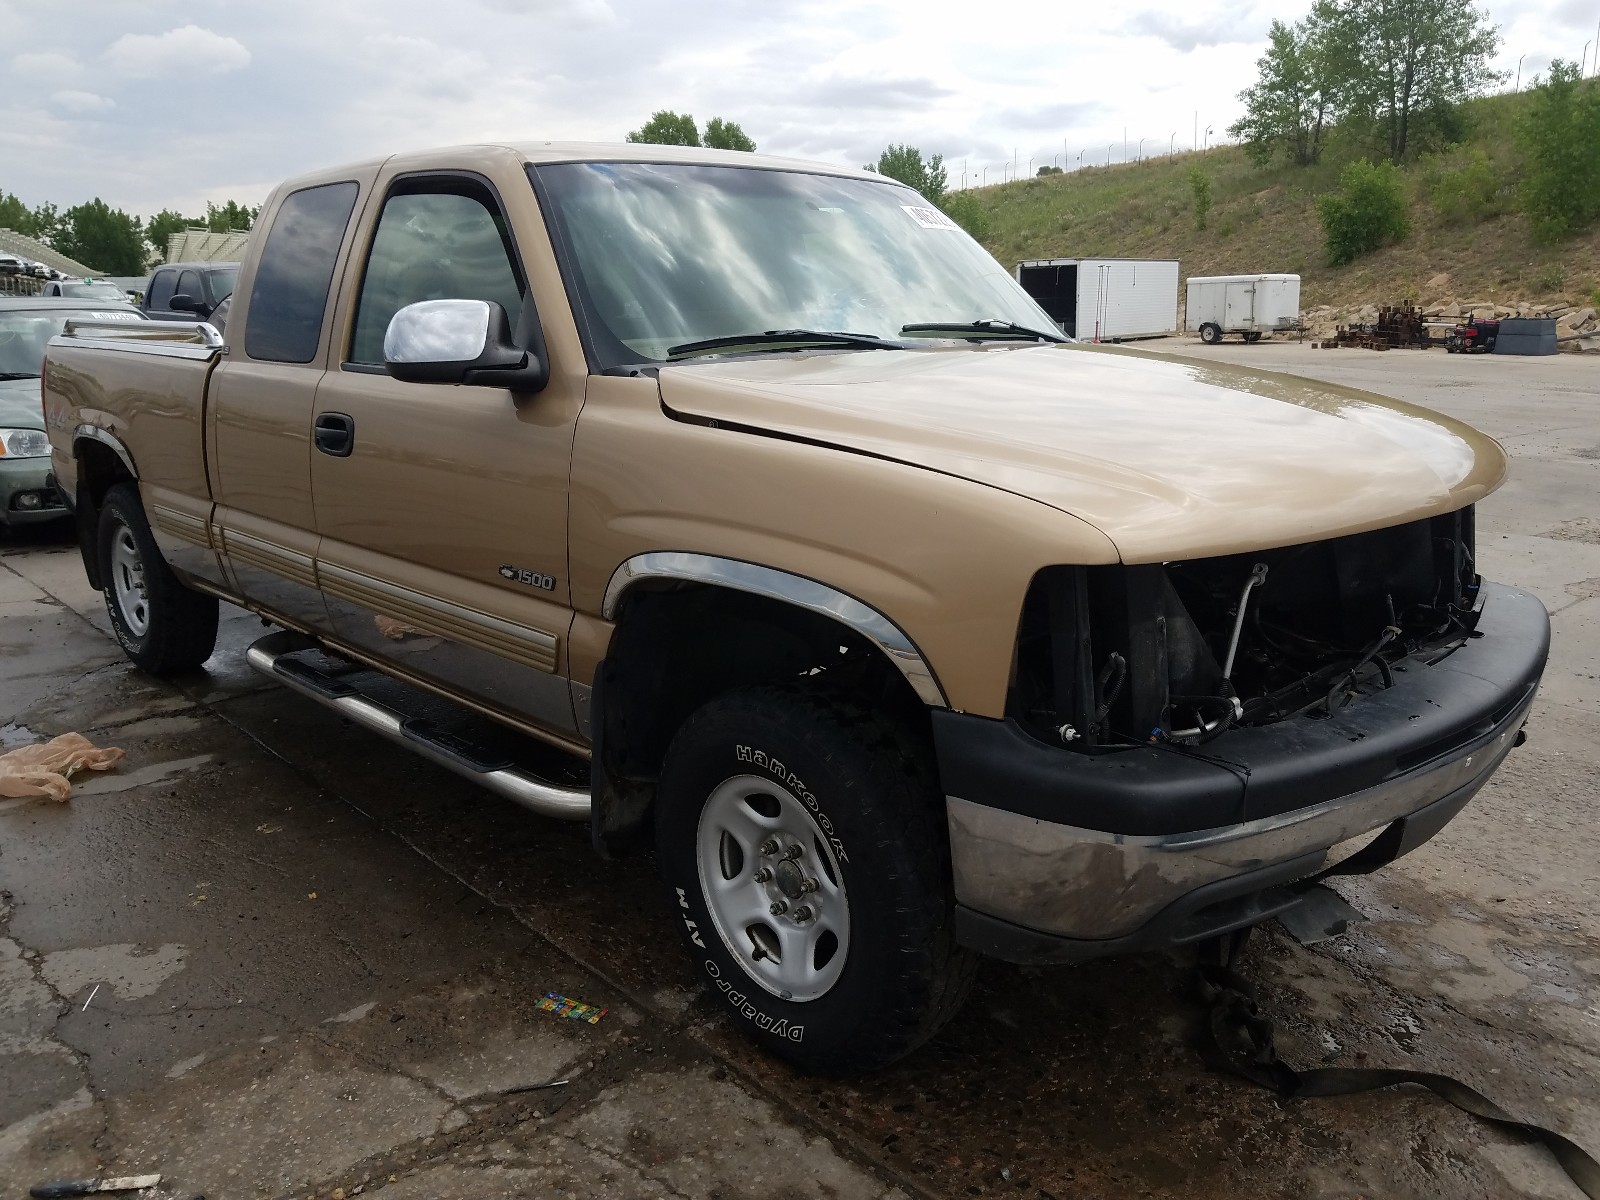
xmin=1199 ymin=323 xmax=1223 ymax=345
xmin=98 ymin=483 xmax=219 ymax=674
xmin=1243 ymin=330 xmax=1262 ymax=344
xmin=656 ymin=686 xmax=976 ymax=1074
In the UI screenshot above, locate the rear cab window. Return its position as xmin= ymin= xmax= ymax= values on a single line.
xmin=244 ymin=181 xmax=360 ymax=364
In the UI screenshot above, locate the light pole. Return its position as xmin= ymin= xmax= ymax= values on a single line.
xmin=1077 ymin=149 xmax=1084 ymax=170
xmin=1194 ymin=110 xmax=1198 ymax=151
xmin=1515 ymin=53 xmax=1525 ymax=91
xmin=1028 ymin=157 xmax=1034 ymax=177
xmin=1584 ymin=40 xmax=1592 ymax=76
xmin=1138 ymin=136 xmax=1147 ymax=162
xmin=1204 ymin=124 xmax=1213 ymax=151
xmin=963 ymin=158 xmax=968 ymax=190
xmin=982 ymin=165 xmax=988 ymax=186
xmin=1170 ymin=132 xmax=1177 ymax=157
xmin=1107 ymin=142 xmax=1114 ymax=167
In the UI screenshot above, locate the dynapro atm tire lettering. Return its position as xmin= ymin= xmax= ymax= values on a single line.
xmin=735 ymin=744 xmax=849 ymax=864
xmin=705 ymin=959 xmax=805 ymax=1042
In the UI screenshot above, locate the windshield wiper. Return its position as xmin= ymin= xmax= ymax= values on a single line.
xmin=0 ymin=372 xmax=41 ymax=381
xmin=899 ymin=318 xmax=1067 ymax=343
xmin=667 ymin=329 xmax=902 ymax=359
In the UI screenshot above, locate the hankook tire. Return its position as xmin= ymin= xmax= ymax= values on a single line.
xmin=656 ymin=685 xmax=976 ymax=1074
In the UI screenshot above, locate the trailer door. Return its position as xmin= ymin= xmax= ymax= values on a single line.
xmin=1224 ymin=281 xmax=1256 ymax=331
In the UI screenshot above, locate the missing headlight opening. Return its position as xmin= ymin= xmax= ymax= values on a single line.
xmin=1010 ymin=508 xmax=1481 ymax=749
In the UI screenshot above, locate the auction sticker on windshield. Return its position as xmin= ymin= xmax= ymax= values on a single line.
xmin=901 ymin=205 xmax=960 ymax=231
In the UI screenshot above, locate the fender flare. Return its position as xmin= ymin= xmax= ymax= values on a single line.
xmin=602 ymin=551 xmax=948 ymax=708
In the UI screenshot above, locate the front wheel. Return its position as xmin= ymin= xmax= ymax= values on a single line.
xmin=656 ymin=686 xmax=976 ymax=1074
xmin=98 ymin=482 xmax=219 ymax=674
xmin=1199 ymin=323 xmax=1223 ymax=345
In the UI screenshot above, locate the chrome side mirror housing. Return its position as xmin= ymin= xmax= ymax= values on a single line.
xmin=383 ymin=299 xmax=547 ymax=391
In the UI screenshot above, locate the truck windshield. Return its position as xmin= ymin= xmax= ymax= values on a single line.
xmin=207 ymin=267 xmax=237 ymax=300
xmin=531 ymin=162 xmax=1059 ymax=367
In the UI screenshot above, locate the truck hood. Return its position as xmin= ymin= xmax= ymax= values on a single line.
xmin=0 ymin=377 xmax=43 ymax=430
xmin=655 ymin=344 xmax=1506 ymax=562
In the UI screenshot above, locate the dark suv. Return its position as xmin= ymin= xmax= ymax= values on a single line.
xmin=142 ymin=261 xmax=238 ymax=321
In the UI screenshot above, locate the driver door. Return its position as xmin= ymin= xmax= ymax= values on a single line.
xmin=310 ymin=169 xmax=585 ymax=739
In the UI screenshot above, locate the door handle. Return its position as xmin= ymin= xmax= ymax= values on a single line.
xmin=314 ymin=412 xmax=355 ymax=457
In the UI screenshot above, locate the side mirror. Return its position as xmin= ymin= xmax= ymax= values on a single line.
xmin=169 ymin=293 xmax=204 ymax=314
xmin=383 ymin=299 xmax=548 ymax=392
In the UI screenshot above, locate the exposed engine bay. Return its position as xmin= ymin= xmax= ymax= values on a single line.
xmin=1010 ymin=508 xmax=1481 ymax=749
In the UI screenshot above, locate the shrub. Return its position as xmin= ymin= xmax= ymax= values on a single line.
xmin=1317 ymin=159 xmax=1410 ymax=265
xmin=940 ymin=191 xmax=992 ymax=241
xmin=1518 ymin=60 xmax=1600 ymax=242
xmin=1425 ymin=149 xmax=1509 ymax=224
xmin=1531 ymin=263 xmax=1564 ymax=293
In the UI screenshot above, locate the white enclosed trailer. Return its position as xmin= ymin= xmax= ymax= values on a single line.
xmin=1014 ymin=258 xmax=1179 ymax=341
xmin=1185 ymin=273 xmax=1302 ymax=344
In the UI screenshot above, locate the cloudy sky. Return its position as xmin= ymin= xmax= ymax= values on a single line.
xmin=3 ymin=0 xmax=1595 ymax=217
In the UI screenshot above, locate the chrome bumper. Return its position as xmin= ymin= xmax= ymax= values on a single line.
xmin=948 ymin=691 xmax=1528 ymax=941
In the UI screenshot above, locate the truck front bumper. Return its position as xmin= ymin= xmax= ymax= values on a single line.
xmin=936 ymin=582 xmax=1549 ymax=964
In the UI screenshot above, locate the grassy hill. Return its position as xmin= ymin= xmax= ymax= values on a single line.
xmin=966 ymin=91 xmax=1600 ymax=310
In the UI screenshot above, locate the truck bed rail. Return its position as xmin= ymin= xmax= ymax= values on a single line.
xmin=53 ymin=318 xmax=224 ymax=361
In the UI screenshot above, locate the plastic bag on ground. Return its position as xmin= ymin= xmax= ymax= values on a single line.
xmin=0 ymin=733 xmax=126 ymax=802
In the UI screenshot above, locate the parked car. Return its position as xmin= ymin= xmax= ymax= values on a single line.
xmin=40 ymin=280 xmax=133 ymax=303
xmin=42 ymin=144 xmax=1548 ymax=1073
xmin=141 ymin=261 xmax=237 ymax=321
xmin=0 ymin=296 xmax=144 ymax=527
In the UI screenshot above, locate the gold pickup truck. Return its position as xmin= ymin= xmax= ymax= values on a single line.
xmin=43 ymin=142 xmax=1549 ymax=1073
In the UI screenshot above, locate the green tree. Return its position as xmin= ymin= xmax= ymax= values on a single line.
xmin=145 ymin=209 xmax=196 ymax=258
xmin=1317 ymin=158 xmax=1410 ymax=264
xmin=205 ymin=199 xmax=258 ymax=231
xmin=1342 ymin=0 xmax=1501 ymax=161
xmin=1188 ymin=166 xmax=1214 ymax=229
xmin=53 ymin=199 xmax=148 ymax=274
xmin=703 ymin=117 xmax=755 ymax=152
xmin=626 ymin=110 xmax=701 ymax=146
xmin=1517 ymin=60 xmax=1600 ymax=242
xmin=0 ymin=192 xmax=57 ymax=240
xmin=940 ymin=191 xmax=991 ymax=240
xmin=1229 ymin=3 xmax=1349 ymax=165
xmin=868 ymin=144 xmax=947 ymax=206
xmin=1036 ymin=165 xmax=1062 ymax=176
xmin=0 ymin=191 xmax=34 ymax=234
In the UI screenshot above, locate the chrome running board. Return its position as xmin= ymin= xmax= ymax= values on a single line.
xmin=245 ymin=630 xmax=591 ymax=821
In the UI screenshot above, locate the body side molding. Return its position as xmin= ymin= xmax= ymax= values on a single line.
xmin=602 ymin=551 xmax=948 ymax=708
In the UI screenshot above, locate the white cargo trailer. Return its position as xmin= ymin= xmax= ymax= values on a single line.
xmin=1185 ymin=273 xmax=1302 ymax=344
xmin=1014 ymin=258 xmax=1179 ymax=341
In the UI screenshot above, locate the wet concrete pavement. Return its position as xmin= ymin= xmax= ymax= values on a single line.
xmin=2 ymin=344 xmax=1597 ymax=1199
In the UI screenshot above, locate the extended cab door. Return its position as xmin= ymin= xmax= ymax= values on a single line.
xmin=309 ymin=165 xmax=585 ymax=738
xmin=208 ymin=175 xmax=369 ymax=630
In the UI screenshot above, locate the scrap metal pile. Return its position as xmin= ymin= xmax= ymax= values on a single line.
xmin=1312 ymin=304 xmax=1445 ymax=351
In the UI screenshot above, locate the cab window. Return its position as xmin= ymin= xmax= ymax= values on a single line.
xmin=348 ymin=179 xmax=523 ymax=368
xmin=147 ymin=270 xmax=176 ymax=311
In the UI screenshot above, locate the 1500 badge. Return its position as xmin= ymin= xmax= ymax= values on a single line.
xmin=500 ymin=565 xmax=556 ymax=591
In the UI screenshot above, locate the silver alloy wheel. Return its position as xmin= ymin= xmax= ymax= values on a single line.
xmin=110 ymin=521 xmax=150 ymax=637
xmin=696 ymin=773 xmax=850 ymax=1002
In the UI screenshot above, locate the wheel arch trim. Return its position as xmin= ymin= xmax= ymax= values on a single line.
xmin=74 ymin=424 xmax=138 ymax=480
xmin=601 ymin=551 xmax=949 ymax=708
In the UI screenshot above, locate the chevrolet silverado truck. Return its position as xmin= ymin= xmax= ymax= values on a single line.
xmin=43 ymin=143 xmax=1549 ymax=1073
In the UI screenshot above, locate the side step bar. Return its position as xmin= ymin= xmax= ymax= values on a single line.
xmin=245 ymin=630 xmax=592 ymax=821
